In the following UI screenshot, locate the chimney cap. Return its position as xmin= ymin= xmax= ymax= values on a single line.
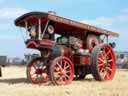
xmin=48 ymin=11 xmax=56 ymax=15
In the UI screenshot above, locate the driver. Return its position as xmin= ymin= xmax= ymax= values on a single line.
xmin=28 ymin=25 xmax=38 ymax=39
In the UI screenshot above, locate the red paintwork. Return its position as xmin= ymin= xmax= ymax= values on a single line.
xmin=73 ymin=55 xmax=90 ymax=65
xmin=50 ymin=56 xmax=74 ymax=85
xmin=15 ymin=12 xmax=119 ymax=37
xmin=60 ymin=46 xmax=70 ymax=57
xmin=97 ymin=44 xmax=116 ymax=80
xmin=26 ymin=41 xmax=38 ymax=49
xmin=27 ymin=57 xmax=49 ymax=84
xmin=26 ymin=39 xmax=54 ymax=50
xmin=14 ymin=11 xmax=118 ymax=85
xmin=39 ymin=40 xmax=55 ymax=47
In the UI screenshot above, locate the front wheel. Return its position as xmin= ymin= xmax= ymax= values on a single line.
xmin=26 ymin=57 xmax=49 ymax=84
xmin=49 ymin=56 xmax=74 ymax=85
xmin=91 ymin=44 xmax=116 ymax=81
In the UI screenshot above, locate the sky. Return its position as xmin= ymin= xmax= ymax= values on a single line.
xmin=0 ymin=0 xmax=128 ymax=58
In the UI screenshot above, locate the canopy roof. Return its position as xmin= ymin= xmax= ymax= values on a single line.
xmin=15 ymin=11 xmax=119 ymax=37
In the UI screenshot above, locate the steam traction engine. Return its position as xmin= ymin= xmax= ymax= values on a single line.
xmin=15 ymin=11 xmax=119 ymax=85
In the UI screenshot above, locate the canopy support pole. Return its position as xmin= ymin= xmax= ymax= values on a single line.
xmin=106 ymin=35 xmax=108 ymax=43
xmin=25 ymin=21 xmax=28 ymax=40
xmin=41 ymin=20 xmax=50 ymax=39
xmin=38 ymin=18 xmax=41 ymax=40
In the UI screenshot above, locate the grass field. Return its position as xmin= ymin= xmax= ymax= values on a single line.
xmin=0 ymin=66 xmax=128 ymax=96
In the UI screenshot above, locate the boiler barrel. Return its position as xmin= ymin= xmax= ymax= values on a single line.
xmin=51 ymin=45 xmax=69 ymax=58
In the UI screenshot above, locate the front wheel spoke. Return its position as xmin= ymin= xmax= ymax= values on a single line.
xmin=62 ymin=76 xmax=67 ymax=81
xmin=39 ymin=74 xmax=43 ymax=79
xmin=38 ymin=61 xmax=43 ymax=68
xmin=40 ymin=62 xmax=44 ymax=69
xmin=42 ymin=67 xmax=46 ymax=72
xmin=31 ymin=73 xmax=36 ymax=78
xmin=56 ymin=63 xmax=62 ymax=69
xmin=33 ymin=63 xmax=38 ymax=69
xmin=60 ymin=60 xmax=63 ymax=67
xmin=58 ymin=77 xmax=63 ymax=82
xmin=64 ymin=65 xmax=69 ymax=70
xmin=65 ymin=70 xmax=70 ymax=73
xmin=54 ymin=72 xmax=60 ymax=77
xmin=64 ymin=66 xmax=69 ymax=70
xmin=64 ymin=62 xmax=67 ymax=69
xmin=36 ymin=61 xmax=41 ymax=68
xmin=54 ymin=66 xmax=60 ymax=71
xmin=65 ymin=74 xmax=70 ymax=79
xmin=35 ymin=74 xmax=40 ymax=81
xmin=55 ymin=77 xmax=60 ymax=81
xmin=30 ymin=71 xmax=36 ymax=76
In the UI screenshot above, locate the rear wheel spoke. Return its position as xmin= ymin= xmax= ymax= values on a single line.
xmin=98 ymin=57 xmax=104 ymax=63
xmin=98 ymin=63 xmax=104 ymax=67
xmin=105 ymin=50 xmax=110 ymax=57
xmin=102 ymin=47 xmax=106 ymax=56
xmin=103 ymin=71 xmax=107 ymax=79
xmin=106 ymin=67 xmax=112 ymax=72
xmin=108 ymin=59 xmax=113 ymax=63
xmin=100 ymin=70 xmax=107 ymax=79
xmin=105 ymin=73 xmax=110 ymax=79
xmin=101 ymin=52 xmax=105 ymax=59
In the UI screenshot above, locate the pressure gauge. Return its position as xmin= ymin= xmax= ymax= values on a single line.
xmin=47 ymin=25 xmax=54 ymax=34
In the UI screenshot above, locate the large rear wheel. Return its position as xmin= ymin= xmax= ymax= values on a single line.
xmin=49 ymin=56 xmax=74 ymax=85
xmin=91 ymin=44 xmax=116 ymax=81
xmin=27 ymin=57 xmax=49 ymax=84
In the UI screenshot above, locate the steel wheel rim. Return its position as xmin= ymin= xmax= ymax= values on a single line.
xmin=97 ymin=45 xmax=116 ymax=80
xmin=53 ymin=58 xmax=74 ymax=85
xmin=28 ymin=59 xmax=49 ymax=84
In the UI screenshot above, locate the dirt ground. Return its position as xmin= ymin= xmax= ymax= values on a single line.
xmin=0 ymin=66 xmax=128 ymax=96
